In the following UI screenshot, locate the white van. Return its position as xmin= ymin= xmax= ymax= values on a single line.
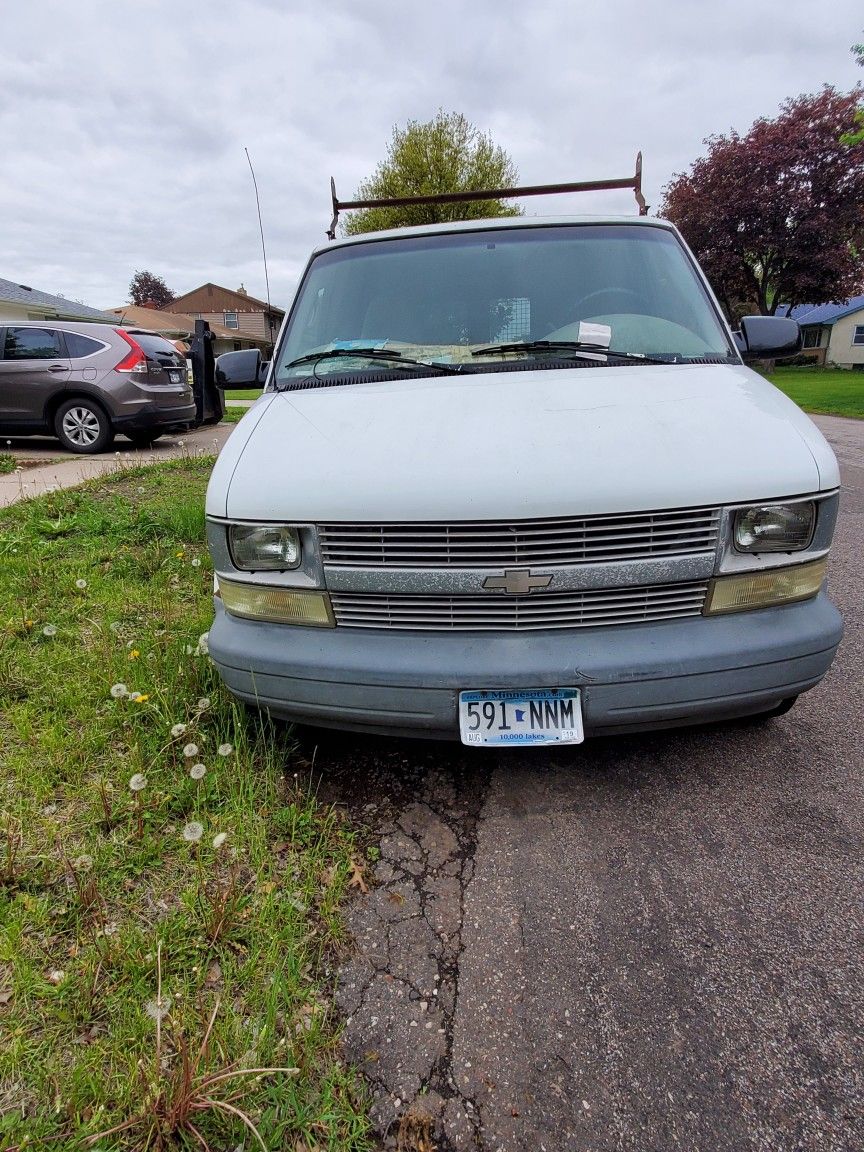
xmin=205 ymin=211 xmax=842 ymax=746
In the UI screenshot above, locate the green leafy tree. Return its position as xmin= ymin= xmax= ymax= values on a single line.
xmin=841 ymin=36 xmax=864 ymax=145
xmin=128 ymin=270 xmax=175 ymax=309
xmin=343 ymin=110 xmax=522 ymax=235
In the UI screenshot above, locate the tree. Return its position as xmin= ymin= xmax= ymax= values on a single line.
xmin=660 ymin=86 xmax=864 ymax=317
xmin=128 ymin=270 xmax=175 ymax=309
xmin=841 ymin=36 xmax=864 ymax=146
xmin=343 ymin=110 xmax=522 ymax=235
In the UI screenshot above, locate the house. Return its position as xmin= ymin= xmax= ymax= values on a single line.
xmin=106 ymin=304 xmax=273 ymax=358
xmin=170 ymin=283 xmax=284 ymax=348
xmin=0 ymin=276 xmax=116 ymax=324
xmin=782 ymin=296 xmax=864 ymax=369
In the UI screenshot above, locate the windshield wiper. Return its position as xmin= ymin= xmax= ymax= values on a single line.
xmin=471 ymin=340 xmax=669 ymax=365
xmin=281 ymin=347 xmax=462 ymax=378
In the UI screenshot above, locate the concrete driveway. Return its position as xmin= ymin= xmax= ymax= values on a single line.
xmin=0 ymin=420 xmax=237 ymax=507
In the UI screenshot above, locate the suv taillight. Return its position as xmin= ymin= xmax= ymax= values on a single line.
xmin=114 ymin=330 xmax=148 ymax=376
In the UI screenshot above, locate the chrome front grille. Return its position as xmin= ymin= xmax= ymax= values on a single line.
xmin=319 ymin=507 xmax=721 ymax=568
xmin=330 ymin=580 xmax=709 ymax=632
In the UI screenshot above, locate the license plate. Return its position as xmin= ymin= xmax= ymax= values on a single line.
xmin=458 ymin=688 xmax=584 ymax=747
xmin=168 ymin=370 xmax=181 ymax=383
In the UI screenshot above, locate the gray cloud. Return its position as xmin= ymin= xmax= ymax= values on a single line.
xmin=2 ymin=0 xmax=861 ymax=310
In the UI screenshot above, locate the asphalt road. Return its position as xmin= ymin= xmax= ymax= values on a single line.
xmin=316 ymin=414 xmax=864 ymax=1152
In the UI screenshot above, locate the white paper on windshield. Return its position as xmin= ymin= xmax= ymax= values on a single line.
xmin=577 ymin=322 xmax=612 ymax=348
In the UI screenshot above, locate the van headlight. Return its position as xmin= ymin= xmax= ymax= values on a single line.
xmin=734 ymin=502 xmax=814 ymax=552
xmin=229 ymin=524 xmax=301 ymax=570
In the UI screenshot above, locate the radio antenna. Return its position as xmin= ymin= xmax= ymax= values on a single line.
xmin=244 ymin=147 xmax=272 ymax=327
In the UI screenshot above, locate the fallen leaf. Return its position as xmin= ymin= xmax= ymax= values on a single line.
xmin=348 ymin=858 xmax=368 ymax=894
xmin=0 ymin=990 xmax=12 ymax=1005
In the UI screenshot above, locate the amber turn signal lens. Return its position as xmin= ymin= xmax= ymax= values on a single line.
xmin=704 ymin=558 xmax=827 ymax=615
xmin=219 ymin=580 xmax=334 ymax=627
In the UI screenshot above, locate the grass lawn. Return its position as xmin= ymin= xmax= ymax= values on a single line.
xmin=764 ymin=366 xmax=864 ymax=419
xmin=0 ymin=459 xmax=371 ymax=1151
xmin=223 ymin=389 xmax=263 ymax=402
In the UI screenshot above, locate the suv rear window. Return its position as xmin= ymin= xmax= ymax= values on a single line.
xmin=132 ymin=333 xmax=182 ymax=357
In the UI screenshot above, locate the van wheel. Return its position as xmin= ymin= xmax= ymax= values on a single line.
xmin=55 ymin=398 xmax=114 ymax=454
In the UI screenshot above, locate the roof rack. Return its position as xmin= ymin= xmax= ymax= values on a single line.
xmin=327 ymin=152 xmax=647 ymax=239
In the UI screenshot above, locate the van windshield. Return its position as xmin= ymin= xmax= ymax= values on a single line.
xmin=275 ymin=223 xmax=735 ymax=382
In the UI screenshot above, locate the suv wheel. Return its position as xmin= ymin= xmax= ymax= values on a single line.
xmin=55 ymin=398 xmax=114 ymax=454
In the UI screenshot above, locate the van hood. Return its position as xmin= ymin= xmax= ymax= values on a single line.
xmin=208 ymin=364 xmax=839 ymax=521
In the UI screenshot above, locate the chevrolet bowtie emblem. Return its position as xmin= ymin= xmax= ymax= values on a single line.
xmin=482 ymin=569 xmax=553 ymax=595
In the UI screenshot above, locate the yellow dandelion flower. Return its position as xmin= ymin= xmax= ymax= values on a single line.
xmin=128 ymin=649 xmax=140 ymax=660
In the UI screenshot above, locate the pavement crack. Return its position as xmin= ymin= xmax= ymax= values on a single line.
xmin=318 ymin=746 xmax=493 ymax=1149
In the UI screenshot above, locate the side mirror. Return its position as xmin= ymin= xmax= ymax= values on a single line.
xmin=214 ymin=348 xmax=267 ymax=389
xmin=735 ymin=316 xmax=802 ymax=360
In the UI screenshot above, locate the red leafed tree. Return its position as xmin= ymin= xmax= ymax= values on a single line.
xmin=128 ymin=270 xmax=175 ymax=309
xmin=661 ymin=86 xmax=864 ymax=317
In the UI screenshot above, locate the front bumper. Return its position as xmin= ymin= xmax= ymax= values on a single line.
xmin=208 ymin=591 xmax=843 ymax=739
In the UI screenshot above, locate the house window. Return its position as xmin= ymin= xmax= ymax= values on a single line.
xmin=853 ymin=325 xmax=864 ymax=346
xmin=224 ymin=312 xmax=239 ymax=329
xmin=802 ymin=328 xmax=820 ymax=349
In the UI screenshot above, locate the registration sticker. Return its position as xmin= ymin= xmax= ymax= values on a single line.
xmin=458 ymin=688 xmax=584 ymax=747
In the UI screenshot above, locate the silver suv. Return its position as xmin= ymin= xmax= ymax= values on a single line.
xmin=0 ymin=320 xmax=196 ymax=452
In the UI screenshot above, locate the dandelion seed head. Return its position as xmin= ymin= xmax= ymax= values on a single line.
xmin=75 ymin=578 xmax=88 ymax=590
xmin=189 ymin=763 xmax=206 ymax=780
xmin=129 ymin=773 xmax=147 ymax=792
xmin=42 ymin=803 xmax=58 ymax=816
xmin=196 ymin=632 xmax=209 ymax=655
xmin=73 ymin=854 xmax=93 ymax=871
xmin=182 ymin=821 xmax=204 ymax=843
xmin=197 ymin=697 xmax=211 ymax=711
xmin=42 ymin=624 xmax=57 ymax=637
xmin=217 ymin=743 xmax=233 ymax=757
xmin=212 ymin=832 xmax=228 ymax=849
xmin=110 ymin=683 xmax=127 ymax=698
xmin=191 ymin=557 xmax=201 ymax=568
xmin=170 ymin=723 xmax=187 ymax=738
xmin=182 ymin=743 xmax=199 ymax=758
xmin=144 ymin=993 xmax=172 ymax=1021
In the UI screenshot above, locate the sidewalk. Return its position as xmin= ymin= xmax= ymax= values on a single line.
xmin=0 ymin=422 xmax=236 ymax=507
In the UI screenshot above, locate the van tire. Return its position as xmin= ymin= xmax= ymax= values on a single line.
xmin=54 ymin=398 xmax=114 ymax=454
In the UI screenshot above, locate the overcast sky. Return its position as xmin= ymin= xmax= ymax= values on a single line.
xmin=2 ymin=0 xmax=861 ymax=312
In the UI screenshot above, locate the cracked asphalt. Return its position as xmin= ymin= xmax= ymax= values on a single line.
xmin=310 ymin=415 xmax=864 ymax=1152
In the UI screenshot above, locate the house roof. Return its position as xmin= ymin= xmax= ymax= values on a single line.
xmin=779 ymin=295 xmax=864 ymax=326
xmin=106 ymin=304 xmax=272 ymax=347
xmin=0 ymin=276 xmax=117 ymax=322
xmin=171 ymin=282 xmax=284 ymax=316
